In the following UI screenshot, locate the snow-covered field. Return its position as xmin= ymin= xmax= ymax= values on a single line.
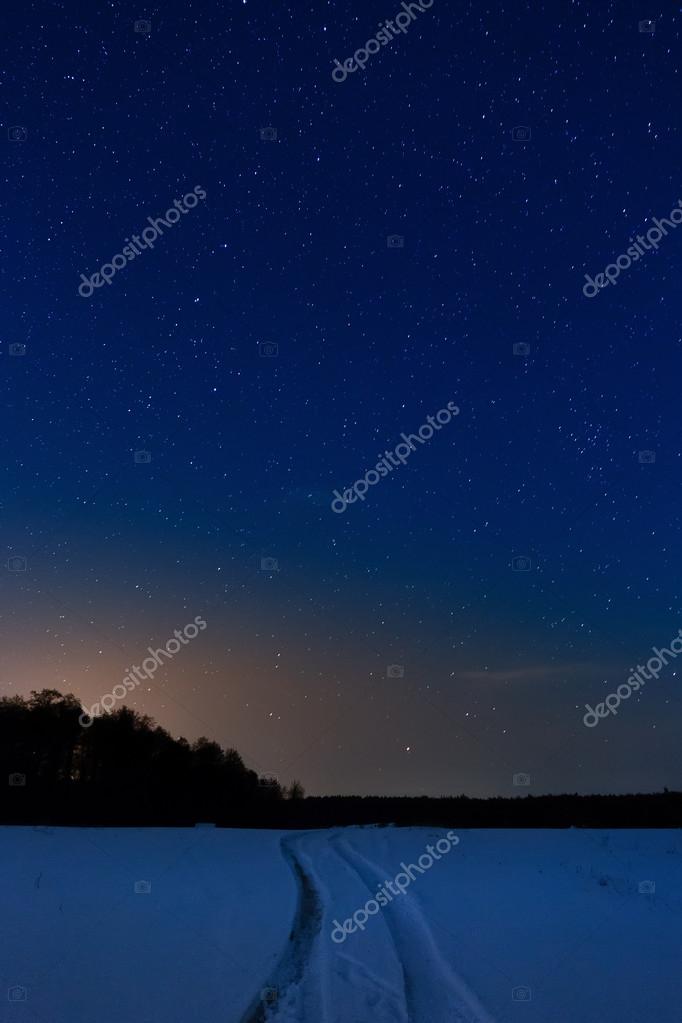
xmin=0 ymin=826 xmax=680 ymax=1023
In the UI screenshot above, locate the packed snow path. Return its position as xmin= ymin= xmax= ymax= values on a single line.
xmin=243 ymin=829 xmax=497 ymax=1023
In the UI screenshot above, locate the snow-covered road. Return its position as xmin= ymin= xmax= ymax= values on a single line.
xmin=251 ymin=830 xmax=497 ymax=1023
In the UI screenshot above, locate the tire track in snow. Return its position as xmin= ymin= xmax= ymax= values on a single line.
xmin=330 ymin=833 xmax=498 ymax=1023
xmin=241 ymin=831 xmax=409 ymax=1023
xmin=240 ymin=834 xmax=323 ymax=1023
xmin=322 ymin=835 xmax=411 ymax=1023
xmin=242 ymin=830 xmax=496 ymax=1023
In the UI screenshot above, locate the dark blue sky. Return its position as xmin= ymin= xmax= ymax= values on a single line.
xmin=2 ymin=0 xmax=681 ymax=795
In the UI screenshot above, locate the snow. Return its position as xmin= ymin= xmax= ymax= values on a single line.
xmin=0 ymin=826 xmax=295 ymax=1023
xmin=1 ymin=825 xmax=680 ymax=1022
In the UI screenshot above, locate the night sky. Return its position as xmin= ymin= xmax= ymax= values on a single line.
xmin=3 ymin=1 xmax=681 ymax=796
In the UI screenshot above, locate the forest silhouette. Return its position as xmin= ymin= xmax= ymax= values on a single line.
xmin=1 ymin=690 xmax=679 ymax=828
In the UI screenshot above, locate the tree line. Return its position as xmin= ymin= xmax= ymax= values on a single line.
xmin=1 ymin=690 xmax=679 ymax=828
xmin=0 ymin=690 xmax=302 ymax=826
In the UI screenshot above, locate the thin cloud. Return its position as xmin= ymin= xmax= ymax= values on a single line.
xmin=458 ymin=662 xmax=606 ymax=684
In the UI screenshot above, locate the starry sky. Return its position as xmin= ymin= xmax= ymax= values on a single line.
xmin=2 ymin=0 xmax=682 ymax=797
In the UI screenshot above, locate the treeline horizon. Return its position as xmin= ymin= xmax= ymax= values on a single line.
xmin=1 ymin=690 xmax=680 ymax=828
